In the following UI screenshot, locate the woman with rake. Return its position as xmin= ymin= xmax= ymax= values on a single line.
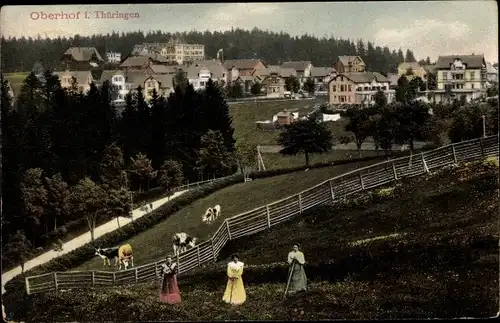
xmin=222 ymin=253 xmax=246 ymax=305
xmin=284 ymin=243 xmax=307 ymax=297
xmin=159 ymin=256 xmax=181 ymax=304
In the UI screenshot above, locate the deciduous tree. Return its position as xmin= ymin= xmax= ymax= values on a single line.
xmin=196 ymin=130 xmax=235 ymax=178
xmin=278 ymin=117 xmax=333 ymax=167
xmin=344 ymin=106 xmax=373 ymax=158
xmin=130 ymin=153 xmax=157 ymax=193
xmin=303 ymin=77 xmax=316 ymax=95
xmin=21 ymin=168 xmax=48 ymax=239
xmin=4 ymin=231 xmax=33 ymax=273
xmin=158 ymin=160 xmax=184 ymax=200
xmin=285 ymin=76 xmax=300 ymax=93
xmin=44 ymin=173 xmax=70 ymax=231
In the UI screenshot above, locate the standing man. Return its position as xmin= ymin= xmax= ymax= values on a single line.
xmin=285 ymin=243 xmax=307 ymax=295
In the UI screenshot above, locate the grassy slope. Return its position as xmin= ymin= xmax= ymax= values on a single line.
xmin=3 ymin=72 xmax=29 ymax=97
xmin=73 ymin=158 xmax=384 ymax=270
xmin=229 ymin=98 xmax=354 ymax=146
xmin=12 ymin=161 xmax=498 ymax=321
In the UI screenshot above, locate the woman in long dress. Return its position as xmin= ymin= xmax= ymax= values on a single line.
xmin=286 ymin=243 xmax=307 ymax=295
xmin=159 ymin=256 xmax=181 ymax=304
xmin=222 ymin=253 xmax=246 ymax=305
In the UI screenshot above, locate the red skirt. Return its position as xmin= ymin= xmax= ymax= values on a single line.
xmin=160 ymin=273 xmax=181 ymax=304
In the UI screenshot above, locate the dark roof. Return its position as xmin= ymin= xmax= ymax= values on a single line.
xmin=337 ymin=56 xmax=365 ymax=66
xmin=254 ymin=67 xmax=297 ymax=78
xmin=223 ymin=59 xmax=265 ymax=70
xmin=146 ymin=75 xmax=174 ymax=89
xmin=435 ymin=55 xmax=486 ymax=69
xmin=120 ymin=56 xmax=152 ymax=67
xmin=281 ymin=61 xmax=313 ymax=71
xmin=334 ymin=72 xmax=389 ymax=84
xmin=61 ymin=47 xmax=104 ymax=62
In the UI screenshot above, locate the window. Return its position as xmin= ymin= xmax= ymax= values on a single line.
xmin=357 ymin=87 xmax=362 ymax=91
xmin=443 ymin=72 xmax=448 ymax=80
xmin=348 ymin=84 xmax=352 ymax=91
xmin=382 ymin=86 xmax=387 ymax=90
xmin=347 ymin=96 xmax=351 ymax=102
xmin=200 ymin=81 xmax=205 ymax=87
xmin=472 ymin=84 xmax=475 ymax=89
xmin=470 ymin=72 xmax=475 ymax=80
xmin=340 ymin=84 xmax=345 ymax=92
xmin=332 ymin=85 xmax=337 ymax=92
xmin=118 ymin=85 xmax=123 ymax=90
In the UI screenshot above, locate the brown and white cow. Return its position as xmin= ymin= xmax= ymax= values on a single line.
xmin=172 ymin=233 xmax=198 ymax=256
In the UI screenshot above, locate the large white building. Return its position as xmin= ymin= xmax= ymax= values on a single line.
xmin=132 ymin=39 xmax=205 ymax=65
xmin=328 ymin=72 xmax=395 ymax=106
xmin=186 ymin=60 xmax=227 ymax=91
xmin=106 ymin=52 xmax=122 ymax=64
xmin=432 ymin=55 xmax=487 ymax=103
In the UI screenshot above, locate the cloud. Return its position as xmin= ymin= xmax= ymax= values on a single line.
xmin=206 ymin=3 xmax=282 ymax=31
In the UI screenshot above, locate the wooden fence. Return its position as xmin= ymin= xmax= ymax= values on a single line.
xmin=25 ymin=135 xmax=499 ymax=295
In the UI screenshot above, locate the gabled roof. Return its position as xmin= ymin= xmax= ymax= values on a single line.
xmin=148 ymin=64 xmax=177 ymax=74
xmin=398 ymin=62 xmax=424 ymax=71
xmin=281 ymin=61 xmax=313 ymax=71
xmin=223 ymin=59 xmax=265 ymax=70
xmin=120 ymin=56 xmax=153 ymax=67
xmin=310 ymin=67 xmax=336 ymax=77
xmin=332 ymin=72 xmax=389 ymax=84
xmin=146 ymin=74 xmax=174 ymax=89
xmin=276 ymin=109 xmax=295 ymax=117
xmin=337 ymin=56 xmax=365 ymax=66
xmin=61 ymin=47 xmax=104 ymax=62
xmin=486 ymin=62 xmax=498 ymax=74
xmin=254 ymin=67 xmax=297 ymax=78
xmin=100 ymin=69 xmax=149 ymax=88
xmin=236 ymin=75 xmax=255 ymax=82
xmin=54 ymin=70 xmax=94 ymax=85
xmin=435 ymin=55 xmax=486 ymax=69
xmin=386 ymin=73 xmax=400 ymax=86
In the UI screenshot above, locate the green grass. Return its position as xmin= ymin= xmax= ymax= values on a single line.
xmin=72 ymin=158 xmax=385 ymax=271
xmin=229 ymin=98 xmax=329 ymax=146
xmin=261 ymin=149 xmax=381 ymax=169
xmin=10 ymin=161 xmax=498 ymax=321
xmin=3 ymin=72 xmax=29 ymax=96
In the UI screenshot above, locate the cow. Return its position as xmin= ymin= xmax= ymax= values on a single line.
xmin=118 ymin=243 xmax=134 ymax=270
xmin=95 ymin=246 xmax=120 ymax=267
xmin=172 ymin=233 xmax=198 ymax=256
xmin=201 ymin=204 xmax=221 ymax=224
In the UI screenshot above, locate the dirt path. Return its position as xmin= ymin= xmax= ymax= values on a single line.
xmin=1 ymin=190 xmax=189 ymax=294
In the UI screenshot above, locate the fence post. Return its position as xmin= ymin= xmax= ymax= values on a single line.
xmin=176 ymin=254 xmax=180 ymax=275
xmin=154 ymin=262 xmax=159 ymax=281
xmin=226 ymin=220 xmax=232 ymax=240
xmin=298 ymin=193 xmax=303 ymax=213
xmin=113 ymin=272 xmax=116 ymax=284
xmin=451 ymin=144 xmax=458 ymax=164
xmin=359 ymin=173 xmax=365 ymax=190
xmin=392 ymin=161 xmax=398 ymax=180
xmin=266 ymin=205 xmax=271 ymax=228
xmin=479 ymin=138 xmax=485 ymax=157
xmin=197 ymin=245 xmax=201 ymax=267
xmin=53 ymin=272 xmax=58 ymax=292
xmin=92 ymin=271 xmax=95 ymax=287
xmin=329 ymin=180 xmax=335 ymax=201
xmin=135 ymin=267 xmax=138 ymax=282
xmin=25 ymin=276 xmax=31 ymax=295
xmin=421 ymin=152 xmax=429 ymax=173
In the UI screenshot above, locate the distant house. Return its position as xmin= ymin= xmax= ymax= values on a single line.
xmin=106 ymin=52 xmax=122 ymax=64
xmin=60 ymin=47 xmax=105 ymax=71
xmin=334 ymin=56 xmax=366 ymax=73
xmin=328 ymin=72 xmax=394 ymax=106
xmin=223 ymin=59 xmax=266 ymax=82
xmin=486 ymin=62 xmax=498 ymax=83
xmin=281 ymin=61 xmax=313 ymax=83
xmin=186 ymin=62 xmax=227 ymax=90
xmin=100 ymin=70 xmax=148 ymax=100
xmin=253 ymin=67 xmax=297 ymax=80
xmin=55 ymin=70 xmax=95 ymax=93
xmin=144 ymin=75 xmax=175 ymax=100
xmin=275 ymin=109 xmax=296 ymax=126
xmin=260 ymin=69 xmax=287 ymax=98
xmin=433 ymin=54 xmax=487 ymax=103
xmin=310 ymin=67 xmax=337 ymax=90
xmin=387 ymin=73 xmax=400 ymax=90
xmin=119 ymin=56 xmax=158 ymax=72
xmin=145 ymin=64 xmax=179 ymax=75
xmin=397 ymin=62 xmax=427 ymax=80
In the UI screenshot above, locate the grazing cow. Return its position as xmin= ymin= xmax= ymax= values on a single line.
xmin=172 ymin=233 xmax=198 ymax=256
xmin=118 ymin=243 xmax=134 ymax=270
xmin=95 ymin=246 xmax=120 ymax=267
xmin=201 ymin=204 xmax=221 ymax=224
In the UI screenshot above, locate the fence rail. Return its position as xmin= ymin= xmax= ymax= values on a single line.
xmin=25 ymin=135 xmax=499 ymax=294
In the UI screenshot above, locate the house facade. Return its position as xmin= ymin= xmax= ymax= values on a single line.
xmin=223 ymin=59 xmax=266 ymax=82
xmin=310 ymin=67 xmax=337 ymax=91
xmin=119 ymin=56 xmax=156 ymax=72
xmin=100 ymin=70 xmax=147 ymax=101
xmin=398 ymin=62 xmax=427 ymax=80
xmin=486 ymin=62 xmax=498 ymax=83
xmin=334 ymin=56 xmax=366 ymax=73
xmin=328 ymin=72 xmax=394 ymax=106
xmin=60 ymin=47 xmax=105 ymax=71
xmin=106 ymin=52 xmax=122 ymax=64
xmin=260 ymin=70 xmax=286 ymax=98
xmin=55 ymin=70 xmax=94 ymax=93
xmin=432 ymin=55 xmax=487 ymax=103
xmin=281 ymin=61 xmax=313 ymax=84
xmin=144 ymin=75 xmax=174 ymax=100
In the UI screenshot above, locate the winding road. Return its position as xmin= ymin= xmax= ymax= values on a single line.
xmin=1 ymin=190 xmax=189 ymax=294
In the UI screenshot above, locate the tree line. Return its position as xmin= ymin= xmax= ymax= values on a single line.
xmin=1 ymin=28 xmax=418 ymax=73
xmin=277 ymin=89 xmax=498 ymax=166
xmin=1 ymin=71 xmax=239 ymax=270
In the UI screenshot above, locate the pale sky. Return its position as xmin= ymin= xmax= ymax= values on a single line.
xmin=1 ymin=1 xmax=498 ymax=62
